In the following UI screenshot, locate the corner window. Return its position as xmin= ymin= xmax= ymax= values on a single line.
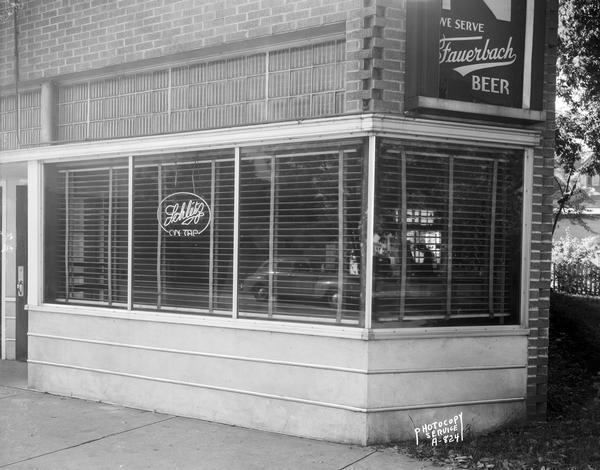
xmin=43 ymin=138 xmax=523 ymax=329
xmin=373 ymin=141 xmax=523 ymax=327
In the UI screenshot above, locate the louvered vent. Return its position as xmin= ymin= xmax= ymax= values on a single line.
xmin=57 ymin=39 xmax=346 ymax=142
xmin=0 ymin=90 xmax=41 ymax=150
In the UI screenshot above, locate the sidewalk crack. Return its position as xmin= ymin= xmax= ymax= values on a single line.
xmin=338 ymin=449 xmax=378 ymax=469
xmin=0 ymin=392 xmax=26 ymax=401
xmin=0 ymin=415 xmax=177 ymax=468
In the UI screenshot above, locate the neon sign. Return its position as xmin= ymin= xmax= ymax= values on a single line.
xmin=157 ymin=192 xmax=212 ymax=237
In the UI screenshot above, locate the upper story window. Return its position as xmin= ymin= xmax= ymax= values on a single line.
xmin=56 ymin=39 xmax=346 ymax=143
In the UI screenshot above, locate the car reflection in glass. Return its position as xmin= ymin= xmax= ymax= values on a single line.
xmin=240 ymin=258 xmax=359 ymax=310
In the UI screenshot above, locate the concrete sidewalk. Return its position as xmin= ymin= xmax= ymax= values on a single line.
xmin=0 ymin=360 xmax=435 ymax=470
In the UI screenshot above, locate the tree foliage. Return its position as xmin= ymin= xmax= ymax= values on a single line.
xmin=554 ymin=0 xmax=600 ymax=233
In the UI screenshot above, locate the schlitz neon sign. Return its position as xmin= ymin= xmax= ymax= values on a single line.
xmin=157 ymin=192 xmax=212 ymax=237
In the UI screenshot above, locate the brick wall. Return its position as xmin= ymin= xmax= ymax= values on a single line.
xmin=527 ymin=0 xmax=558 ymax=419
xmin=345 ymin=0 xmax=405 ymax=114
xmin=0 ymin=0 xmax=363 ymax=88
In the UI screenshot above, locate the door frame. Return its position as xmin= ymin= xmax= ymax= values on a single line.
xmin=15 ymin=185 xmax=28 ymax=361
xmin=0 ymin=182 xmax=4 ymax=359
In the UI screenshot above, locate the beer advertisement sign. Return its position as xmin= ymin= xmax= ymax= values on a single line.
xmin=157 ymin=192 xmax=212 ymax=238
xmin=438 ymin=0 xmax=526 ymax=107
xmin=406 ymin=0 xmax=545 ymax=113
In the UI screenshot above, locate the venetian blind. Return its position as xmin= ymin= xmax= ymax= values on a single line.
xmin=132 ymin=154 xmax=234 ymax=313
xmin=52 ymin=165 xmax=129 ymax=305
xmin=238 ymin=144 xmax=364 ymax=324
xmin=374 ymin=142 xmax=522 ymax=326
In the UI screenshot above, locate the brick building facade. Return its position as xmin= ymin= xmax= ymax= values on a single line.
xmin=0 ymin=0 xmax=556 ymax=443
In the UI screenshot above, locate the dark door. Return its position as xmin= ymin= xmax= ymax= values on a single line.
xmin=0 ymin=186 xmax=2 ymax=348
xmin=15 ymin=185 xmax=28 ymax=361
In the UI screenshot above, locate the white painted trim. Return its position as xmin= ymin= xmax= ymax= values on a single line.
xmin=27 ymin=161 xmax=42 ymax=307
xmin=368 ymin=326 xmax=529 ymax=340
xmin=4 ymin=297 xmax=16 ymax=302
xmin=127 ymin=156 xmax=133 ymax=311
xmin=406 ymin=96 xmax=545 ymax=122
xmin=30 ymin=303 xmax=370 ymax=340
xmin=522 ymin=0 xmax=535 ymax=109
xmin=28 ymin=359 xmax=526 ymax=413
xmin=0 ymin=115 xmax=542 ymax=164
xmin=29 ymin=303 xmax=530 ymax=341
xmin=521 ymin=149 xmax=534 ymax=328
xmin=29 ymin=333 xmax=528 ymax=375
xmin=364 ymin=397 xmax=525 ymax=413
xmin=365 ymin=136 xmax=376 ymax=329
xmin=232 ymin=147 xmax=240 ymax=319
xmin=1 ymin=178 xmax=5 ymax=360
xmin=373 ymin=115 xmax=541 ymax=147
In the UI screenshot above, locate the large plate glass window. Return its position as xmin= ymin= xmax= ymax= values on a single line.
xmin=44 ymin=150 xmax=234 ymax=315
xmin=238 ymin=142 xmax=365 ymax=325
xmin=132 ymin=151 xmax=234 ymax=314
xmin=44 ymin=158 xmax=129 ymax=306
xmin=373 ymin=141 xmax=523 ymax=327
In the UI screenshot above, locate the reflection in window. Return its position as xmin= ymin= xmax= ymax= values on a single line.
xmin=238 ymin=144 xmax=364 ymax=324
xmin=45 ymin=164 xmax=129 ymax=305
xmin=43 ymin=139 xmax=524 ymax=329
xmin=132 ymin=154 xmax=234 ymax=313
xmin=373 ymin=141 xmax=523 ymax=327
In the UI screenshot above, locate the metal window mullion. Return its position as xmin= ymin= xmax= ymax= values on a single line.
xmin=446 ymin=156 xmax=454 ymax=319
xmin=86 ymin=81 xmax=91 ymax=140
xmin=336 ymin=149 xmax=344 ymax=323
xmin=107 ymin=168 xmax=113 ymax=306
xmin=268 ymin=155 xmax=276 ymax=318
xmin=399 ymin=151 xmax=407 ymax=321
xmin=157 ymin=164 xmax=163 ymax=309
xmin=208 ymin=160 xmax=216 ymax=312
xmin=127 ymin=156 xmax=133 ymax=311
xmin=65 ymin=171 xmax=70 ymax=301
xmin=264 ymin=52 xmax=269 ymax=121
xmin=232 ymin=147 xmax=240 ymax=319
xmin=16 ymin=92 xmax=21 ymax=146
xmin=364 ymin=135 xmax=376 ymax=329
xmin=309 ymin=46 xmax=314 ymax=117
xmin=488 ymin=161 xmax=498 ymax=317
xmin=520 ymin=149 xmax=533 ymax=328
xmin=167 ymin=67 xmax=172 ymax=132
xmin=287 ymin=52 xmax=292 ymax=118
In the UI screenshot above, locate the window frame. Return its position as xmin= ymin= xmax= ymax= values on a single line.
xmin=371 ymin=141 xmax=527 ymax=327
xmin=33 ymin=115 xmax=535 ymax=335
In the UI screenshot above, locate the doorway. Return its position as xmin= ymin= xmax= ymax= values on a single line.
xmin=0 ymin=186 xmax=2 ymax=353
xmin=15 ymin=185 xmax=27 ymax=361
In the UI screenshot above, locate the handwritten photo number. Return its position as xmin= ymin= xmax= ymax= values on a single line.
xmin=414 ymin=412 xmax=464 ymax=447
xmin=157 ymin=192 xmax=212 ymax=237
